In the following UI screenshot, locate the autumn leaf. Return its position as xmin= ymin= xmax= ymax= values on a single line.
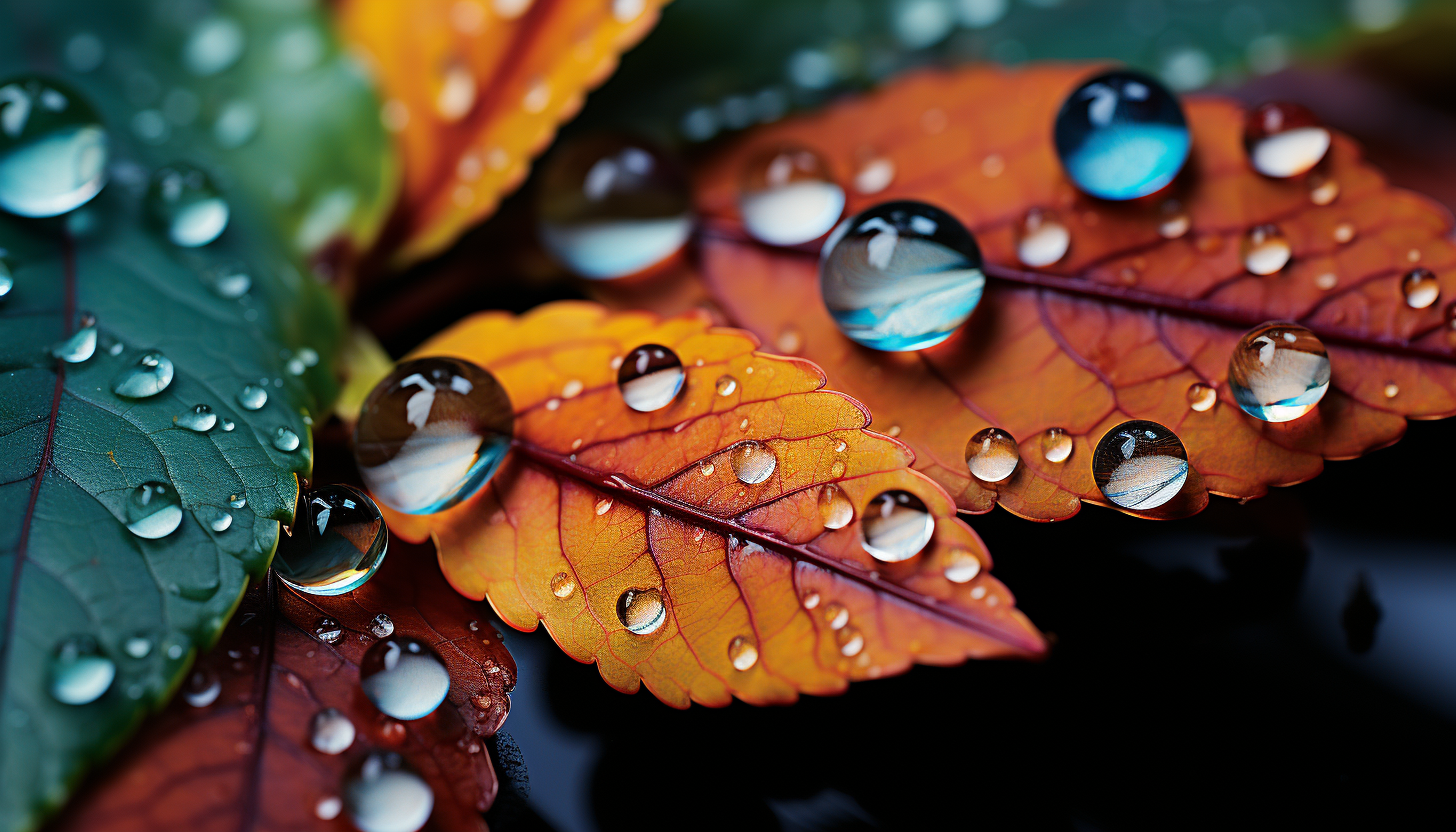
xmin=376 ymin=302 xmax=1044 ymax=708
xmin=51 ymin=543 xmax=515 ymax=832
xmin=679 ymin=64 xmax=1456 ymax=521
xmin=336 ymin=0 xmax=671 ymax=266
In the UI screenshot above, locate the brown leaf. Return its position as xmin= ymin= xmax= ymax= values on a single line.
xmin=379 ymin=302 xmax=1045 ymax=708
xmin=51 ymin=542 xmax=514 ymax=832
xmin=336 ymin=0 xmax=671 ymax=265
xmin=680 ymin=64 xmax=1456 ymax=520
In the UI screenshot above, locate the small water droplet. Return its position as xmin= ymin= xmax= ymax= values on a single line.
xmin=49 ymin=636 xmax=114 ymax=704
xmin=1315 ymin=272 xmax=1338 ymax=290
xmin=0 ymin=78 xmax=109 ymax=217
xmin=730 ymin=440 xmax=777 ymax=484
xmin=823 ymin=602 xmax=849 ymax=630
xmin=221 ymin=418 xmax=235 ymax=431
xmin=862 ymin=490 xmax=934 ymax=563
xmin=943 ymin=548 xmax=982 ymax=584
xmin=1158 ymin=200 xmax=1191 ymax=239
xmin=1092 ymin=420 xmax=1189 ymax=510
xmin=964 ymin=427 xmax=1019 ymax=483
xmin=314 ymin=617 xmax=342 ymax=644
xmin=1332 ymin=221 xmax=1355 ymax=244
xmin=112 ymin=351 xmax=174 ymax=398
xmin=345 ymin=751 xmax=434 ymax=832
xmin=593 ymin=498 xmax=613 ymax=516
xmin=1016 ymin=209 xmax=1070 ymax=267
xmin=853 ymin=155 xmax=895 ymax=194
xmin=183 ymin=668 xmax=221 ymax=707
xmin=52 ymin=312 xmax=98 ymax=362
xmin=276 ymin=485 xmax=388 ymax=596
xmin=617 ymin=344 xmax=685 ymax=412
xmin=776 ymin=326 xmax=802 ymax=354
xmin=238 ymin=384 xmax=268 ymax=410
xmin=126 ymin=481 xmax=183 ymax=538
xmin=698 ymin=460 xmax=714 ymax=477
xmin=1244 ymin=102 xmax=1331 ymax=178
xmin=360 ymin=636 xmax=448 ymax=720
xmin=229 ymin=493 xmax=247 ymax=509
xmin=551 ymin=571 xmax=576 ymax=599
xmin=147 ymin=163 xmax=229 ymax=246
xmin=177 ymin=404 xmax=216 ymax=432
xmin=315 ymin=796 xmax=342 ymax=821
xmin=272 ymin=426 xmax=300 ymax=452
xmin=836 ymin=626 xmax=864 ymax=657
xmin=817 ymin=484 xmax=854 ymax=530
xmin=1309 ymin=173 xmax=1340 ymax=205
xmin=1401 ymin=267 xmax=1440 ymax=309
xmin=714 ymin=375 xmax=737 ymax=397
xmin=616 ymin=587 xmax=667 ymax=635
xmin=1187 ymin=382 xmax=1217 ymax=412
xmin=1041 ymin=428 xmax=1073 ymax=463
xmin=195 ymin=505 xmax=232 ymax=532
xmin=1383 ymin=382 xmax=1399 ymax=399
xmin=1228 ymin=323 xmax=1330 ymax=422
xmin=1054 ymin=70 xmax=1190 ymax=200
xmin=740 ymin=145 xmax=845 ymax=246
xmin=1241 ymin=224 xmax=1291 ymax=275
xmin=123 ymin=635 xmax=152 ymax=658
xmin=183 ymin=16 xmax=245 ymax=76
xmin=801 ymin=591 xmax=821 ymax=610
xmin=369 ymin=614 xmax=395 ymax=638
xmin=0 ymin=260 xmax=12 ymax=301
xmin=727 ymin=635 xmax=758 ymax=671
xmin=310 ymin=707 xmax=356 ymax=754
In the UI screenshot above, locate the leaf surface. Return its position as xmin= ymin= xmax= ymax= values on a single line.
xmin=335 ymin=0 xmax=670 ymax=265
xmin=380 ymin=302 xmax=1045 ymax=709
xmin=51 ymin=544 xmax=515 ymax=832
xmin=684 ymin=64 xmax=1456 ymax=520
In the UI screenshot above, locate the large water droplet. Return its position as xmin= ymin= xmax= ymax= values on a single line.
xmin=730 ymin=440 xmax=777 ymax=484
xmin=1016 ymin=209 xmax=1070 ymax=267
xmin=147 ymin=163 xmax=229 ymax=246
xmin=536 ymin=135 xmax=692 ymax=279
xmin=616 ymin=344 xmax=684 ymax=412
xmin=355 ymin=357 xmax=513 ymax=515
xmin=126 ymin=481 xmax=183 ymax=539
xmin=272 ymin=426 xmax=300 ymax=452
xmin=182 ymin=668 xmax=221 ymax=707
xmin=310 ymin=707 xmax=356 ymax=754
xmin=739 ymin=145 xmax=845 ymax=246
xmin=52 ymin=312 xmax=97 ymax=362
xmin=1227 ymin=323 xmax=1330 ymax=422
xmin=820 ymin=200 xmax=985 ymax=351
xmin=345 ymin=751 xmax=434 ymax=832
xmin=964 ymin=427 xmax=1019 ymax=482
xmin=112 ymin=351 xmax=174 ymax=398
xmin=0 ymin=78 xmax=108 ymax=217
xmin=275 ymin=484 xmax=388 ymax=596
xmin=237 ymin=383 xmax=268 ymax=410
xmin=1244 ymin=102 xmax=1330 ymax=179
xmin=177 ymin=404 xmax=217 ymax=432
xmin=1241 ymin=224 xmax=1291 ymax=275
xmin=817 ymin=483 xmax=854 ymax=530
xmin=360 ymin=636 xmax=450 ymax=720
xmin=314 ymin=617 xmax=343 ymax=644
xmin=727 ymin=635 xmax=758 ymax=671
xmin=616 ymin=587 xmax=666 ymax=635
xmin=550 ymin=571 xmax=576 ymax=599
xmin=1187 ymin=382 xmax=1217 ymax=412
xmin=861 ymin=490 xmax=934 ymax=563
xmin=1092 ymin=420 xmax=1189 ymax=510
xmin=1041 ymin=428 xmax=1072 ymax=463
xmin=1053 ymin=69 xmax=1190 ymax=200
xmin=1401 ymin=267 xmax=1440 ymax=309
xmin=369 ymin=613 xmax=395 ymax=638
xmin=49 ymin=636 xmax=114 ymax=705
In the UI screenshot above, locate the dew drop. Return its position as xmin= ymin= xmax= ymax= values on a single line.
xmin=355 ymin=357 xmax=513 ymax=515
xmin=836 ymin=626 xmax=864 ymax=657
xmin=853 ymin=156 xmax=895 ymax=194
xmin=817 ymin=484 xmax=854 ymax=530
xmin=594 ymin=498 xmax=613 ymax=516
xmin=1091 ymin=420 xmax=1189 ymax=510
xmin=1241 ymin=224 xmax=1291 ymax=275
xmin=550 ymin=571 xmax=576 ymax=599
xmin=315 ymin=796 xmax=342 ymax=821
xmin=52 ymin=312 xmax=98 ymax=362
xmin=1315 ymin=272 xmax=1338 ymax=291
xmin=1243 ymin=102 xmax=1331 ymax=178
xmin=112 ymin=351 xmax=174 ymax=398
xmin=822 ymin=602 xmax=849 ymax=630
xmin=1053 ymin=69 xmax=1190 ymax=200
xmin=1016 ymin=209 xmax=1070 ymax=267
xmin=123 ymin=635 xmax=152 ymax=658
xmin=49 ymin=636 xmax=114 ymax=705
xmin=714 ymin=375 xmax=737 ymax=396
xmin=1309 ymin=173 xmax=1340 ymax=205
xmin=0 ymin=260 xmax=11 ymax=301
xmin=801 ymin=591 xmax=821 ymax=610
xmin=276 ymin=484 xmax=388 ymax=596
xmin=183 ymin=16 xmax=245 ymax=76
xmin=238 ymin=384 xmax=268 ymax=410
xmin=616 ymin=587 xmax=666 ymax=635
xmin=345 ymin=751 xmax=434 ymax=832
xmin=834 ymin=440 xmax=847 ymax=453
xmin=221 ymin=418 xmax=235 ymax=431
xmin=229 ymin=493 xmax=247 ymax=509
xmin=0 ymin=78 xmax=109 ymax=217
xmin=964 ymin=427 xmax=1019 ymax=483
xmin=1228 ymin=323 xmax=1330 ymax=422
xmin=182 ymin=668 xmax=221 ymax=707
xmin=617 ymin=344 xmax=685 ymax=412
xmin=862 ymin=490 xmax=934 ymax=563
xmin=273 ymin=426 xmax=300 ymax=452
xmin=361 ymin=636 xmax=448 ymax=720
xmin=730 ymin=440 xmax=777 ymax=484
xmin=1158 ymin=200 xmax=1191 ymax=239
xmin=740 ymin=145 xmax=845 ymax=246
xmin=125 ymin=481 xmax=183 ymax=539
xmin=369 ymin=613 xmax=395 ymax=638
xmin=314 ymin=617 xmax=343 ymax=644
xmin=1384 ymin=382 xmax=1399 ymax=399
xmin=943 ymin=549 xmax=982 ymax=584
xmin=776 ymin=326 xmax=803 ymax=354
xmin=1041 ymin=428 xmax=1073 ymax=463
xmin=1333 ymin=221 xmax=1355 ymax=244
xmin=177 ymin=404 xmax=217 ymax=432
xmin=195 ymin=505 xmax=232 ymax=532
xmin=310 ymin=707 xmax=356 ymax=754
xmin=727 ymin=635 xmax=758 ymax=671
xmin=1187 ymin=382 xmax=1217 ymax=412
xmin=147 ymin=163 xmax=229 ymax=247
xmin=1401 ymin=267 xmax=1440 ymax=309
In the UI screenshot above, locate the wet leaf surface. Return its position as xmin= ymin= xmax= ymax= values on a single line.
xmin=379 ymin=302 xmax=1044 ymax=708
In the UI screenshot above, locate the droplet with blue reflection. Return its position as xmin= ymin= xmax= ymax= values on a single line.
xmin=0 ymin=77 xmax=108 ymax=217
xmin=275 ymin=484 xmax=388 ymax=596
xmin=1053 ymin=69 xmax=1190 ymax=201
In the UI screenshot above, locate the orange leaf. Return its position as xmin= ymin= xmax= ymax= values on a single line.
xmin=684 ymin=64 xmax=1456 ymax=521
xmin=52 ymin=546 xmax=514 ymax=832
xmin=378 ymin=302 xmax=1045 ymax=708
xmin=336 ymin=0 xmax=670 ymax=265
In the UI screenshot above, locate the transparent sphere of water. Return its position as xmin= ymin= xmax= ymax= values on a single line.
xmin=739 ymin=145 xmax=845 ymax=246
xmin=616 ymin=344 xmax=685 ymax=412
xmin=360 ymin=636 xmax=450 ymax=721
xmin=146 ymin=163 xmax=230 ymax=247
xmin=1053 ymin=69 xmax=1190 ymax=201
xmin=275 ymin=484 xmax=388 ymax=596
xmin=1243 ymin=101 xmax=1330 ymax=179
xmin=1091 ymin=420 xmax=1189 ymax=510
xmin=345 ymin=751 xmax=435 ymax=832
xmin=49 ymin=636 xmax=115 ymax=705
xmin=125 ymin=481 xmax=184 ymax=539
xmin=0 ymin=76 xmax=109 ymax=217
xmin=617 ymin=587 xmax=667 ymax=635
xmin=354 ymin=357 xmax=513 ymax=515
xmin=819 ymin=200 xmax=985 ymax=351
xmin=861 ymin=490 xmax=935 ymax=563
xmin=1227 ymin=322 xmax=1331 ymax=423
xmin=536 ymin=134 xmax=692 ymax=280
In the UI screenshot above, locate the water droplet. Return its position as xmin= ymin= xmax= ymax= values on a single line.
xmin=345 ymin=751 xmax=434 ymax=832
xmin=740 ymin=145 xmax=845 ymax=246
xmin=822 ymin=602 xmax=849 ymax=630
xmin=177 ymin=404 xmax=216 ymax=432
xmin=1016 ymin=209 xmax=1070 ymax=267
xmin=536 ymin=135 xmax=691 ymax=279
xmin=1158 ymin=200 xmax=1191 ymax=239
xmin=48 ymin=636 xmax=114 ymax=705
xmin=1401 ymin=267 xmax=1440 ymax=309
xmin=237 ymin=383 xmax=268 ymax=411
xmin=943 ymin=548 xmax=982 ymax=584
xmin=836 ymin=626 xmax=864 ymax=657
xmin=276 ymin=484 xmax=389 ymax=596
xmin=52 ymin=312 xmax=97 ymax=362
xmin=776 ymin=326 xmax=802 ymax=354
xmin=964 ymin=427 xmax=1019 ymax=483
xmin=1241 ymin=224 xmax=1291 ymax=275
xmin=1333 ymin=221 xmax=1356 ymax=244
xmin=730 ymin=440 xmax=777 ymax=484
xmin=1092 ymin=420 xmax=1189 ymax=510
xmin=1054 ymin=69 xmax=1190 ymax=200
xmin=369 ymin=613 xmax=395 ymax=638
xmin=1228 ymin=323 xmax=1330 ymax=422
xmin=1187 ymin=382 xmax=1217 ymax=412
xmin=0 ymin=260 xmax=11 ymax=301
xmin=1244 ymin=102 xmax=1331 ymax=178
xmin=183 ymin=16 xmax=245 ymax=76
xmin=593 ymin=498 xmax=614 ymax=517
xmin=1315 ymin=272 xmax=1338 ymax=290
xmin=195 ymin=505 xmax=232 ymax=532
xmin=698 ymin=460 xmax=714 ymax=477
xmin=801 ymin=591 xmax=821 ymax=610
xmin=182 ymin=668 xmax=221 ymax=707
xmin=1041 ymin=428 xmax=1073 ymax=463
xmin=861 ymin=490 xmax=934 ymax=562
xmin=355 ymin=357 xmax=513 ymax=514
xmin=616 ymin=587 xmax=667 ymax=635
xmin=315 ymin=796 xmax=342 ymax=821
xmin=616 ymin=344 xmax=684 ymax=412
xmin=229 ymin=493 xmax=247 ymax=509
xmin=360 ymin=636 xmax=448 ymax=720
xmin=123 ymin=635 xmax=152 ymax=658
xmin=853 ymin=155 xmax=895 ymax=194
xmin=550 ymin=571 xmax=576 ymax=599
xmin=147 ymin=163 xmax=229 ymax=246
xmin=0 ymin=78 xmax=108 ymax=217
xmin=820 ymin=200 xmax=985 ymax=351
xmin=272 ymin=426 xmax=300 ymax=452
xmin=817 ymin=484 xmax=854 ymax=530
xmin=1309 ymin=173 xmax=1340 ymax=205
xmin=310 ymin=707 xmax=356 ymax=754
xmin=714 ymin=375 xmax=737 ymax=397
xmin=314 ymin=617 xmax=343 ymax=644
xmin=1383 ymin=382 xmax=1399 ymax=399
xmin=727 ymin=635 xmax=758 ymax=671
xmin=221 ymin=419 xmax=235 ymax=431
xmin=112 ymin=351 xmax=174 ymax=398
xmin=125 ymin=481 xmax=183 ymax=538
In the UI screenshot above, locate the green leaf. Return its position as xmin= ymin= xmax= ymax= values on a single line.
xmin=0 ymin=1 xmax=395 ymax=829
